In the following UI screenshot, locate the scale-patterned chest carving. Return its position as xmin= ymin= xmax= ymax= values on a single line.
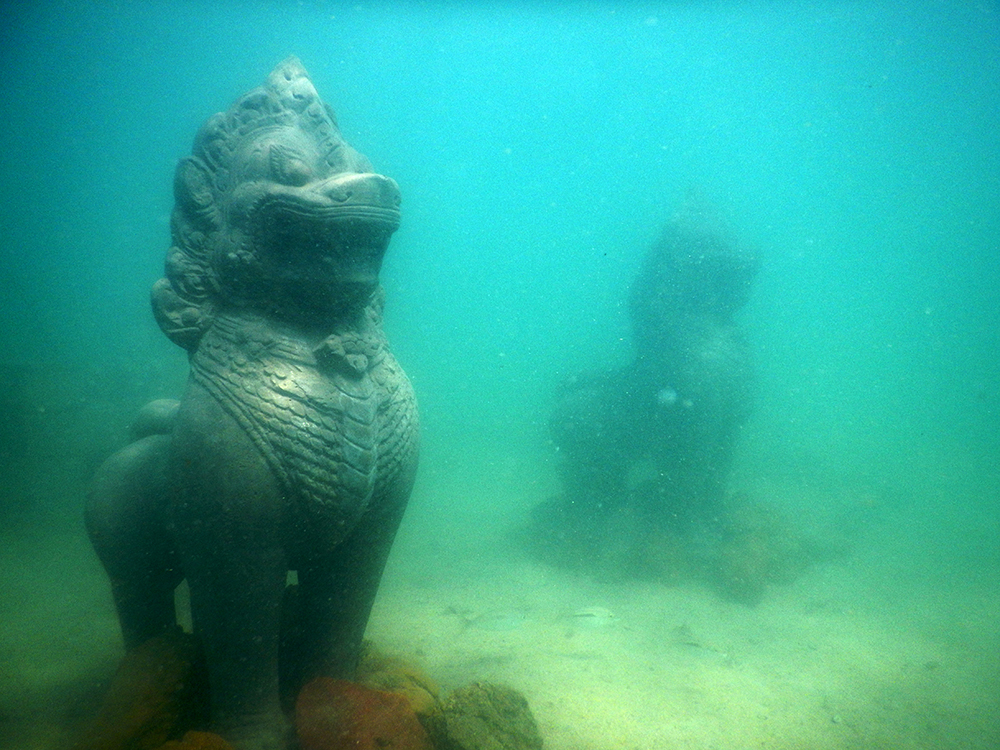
xmin=85 ymin=58 xmax=420 ymax=747
xmin=151 ymin=57 xmax=418 ymax=540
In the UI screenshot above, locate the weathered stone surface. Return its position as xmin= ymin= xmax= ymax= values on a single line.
xmin=86 ymin=57 xmax=418 ymax=750
xmin=295 ymin=677 xmax=432 ymax=750
xmin=355 ymin=643 xmax=442 ymax=723
xmin=441 ymin=683 xmax=543 ymax=750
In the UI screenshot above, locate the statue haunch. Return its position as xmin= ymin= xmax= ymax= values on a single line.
xmin=85 ymin=58 xmax=419 ymax=750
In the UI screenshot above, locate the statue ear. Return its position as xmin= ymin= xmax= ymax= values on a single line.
xmin=174 ymin=157 xmax=215 ymax=214
xmin=151 ymin=273 xmax=209 ymax=352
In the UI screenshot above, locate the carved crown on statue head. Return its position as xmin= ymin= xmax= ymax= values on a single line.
xmin=151 ymin=57 xmax=388 ymax=351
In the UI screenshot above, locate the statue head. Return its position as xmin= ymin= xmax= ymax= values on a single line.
xmin=152 ymin=57 xmax=401 ymax=349
xmin=629 ymin=193 xmax=759 ymax=349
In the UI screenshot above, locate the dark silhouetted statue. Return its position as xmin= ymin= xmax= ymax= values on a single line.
xmin=86 ymin=58 xmax=418 ymax=750
xmin=531 ymin=196 xmax=761 ymax=590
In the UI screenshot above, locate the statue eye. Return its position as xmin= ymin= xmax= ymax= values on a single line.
xmin=269 ymin=144 xmax=313 ymax=186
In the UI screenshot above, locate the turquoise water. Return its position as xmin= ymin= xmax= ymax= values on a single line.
xmin=1 ymin=2 xmax=997 ymax=748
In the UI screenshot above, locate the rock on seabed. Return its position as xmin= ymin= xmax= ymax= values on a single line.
xmin=295 ymin=677 xmax=433 ymax=750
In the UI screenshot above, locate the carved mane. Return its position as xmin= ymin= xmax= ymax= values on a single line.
xmin=151 ymin=56 xmax=373 ymax=351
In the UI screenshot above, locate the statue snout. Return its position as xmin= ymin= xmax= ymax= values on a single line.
xmin=317 ymin=172 xmax=401 ymax=229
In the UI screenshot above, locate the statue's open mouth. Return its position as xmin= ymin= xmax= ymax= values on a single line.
xmin=262 ymin=172 xmax=401 ymax=228
xmin=270 ymin=173 xmax=399 ymax=233
xmin=251 ymin=172 xmax=401 ymax=290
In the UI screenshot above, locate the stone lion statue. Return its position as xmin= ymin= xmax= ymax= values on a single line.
xmin=85 ymin=57 xmax=418 ymax=749
xmin=529 ymin=195 xmax=761 ymax=588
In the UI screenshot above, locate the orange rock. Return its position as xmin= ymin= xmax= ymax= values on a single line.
xmin=355 ymin=643 xmax=442 ymax=719
xmin=296 ymin=677 xmax=432 ymax=750
xmin=71 ymin=630 xmax=208 ymax=750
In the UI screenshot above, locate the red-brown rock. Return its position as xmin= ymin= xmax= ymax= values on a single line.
xmin=295 ymin=677 xmax=432 ymax=750
xmin=71 ymin=630 xmax=208 ymax=750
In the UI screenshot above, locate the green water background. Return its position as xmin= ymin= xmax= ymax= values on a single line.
xmin=0 ymin=1 xmax=997 ymax=745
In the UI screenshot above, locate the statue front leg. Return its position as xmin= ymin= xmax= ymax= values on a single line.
xmin=169 ymin=384 xmax=291 ymax=750
xmin=288 ymin=477 xmax=414 ymax=691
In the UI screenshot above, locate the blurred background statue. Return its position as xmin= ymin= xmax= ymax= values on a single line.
xmin=527 ymin=195 xmax=793 ymax=599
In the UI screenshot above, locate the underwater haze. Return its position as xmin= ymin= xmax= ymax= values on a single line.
xmin=1 ymin=2 xmax=998 ymax=749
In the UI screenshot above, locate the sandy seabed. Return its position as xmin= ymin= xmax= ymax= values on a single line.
xmin=372 ymin=522 xmax=999 ymax=750
xmin=1 ymin=491 xmax=997 ymax=750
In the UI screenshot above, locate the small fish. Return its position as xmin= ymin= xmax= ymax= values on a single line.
xmin=468 ymin=611 xmax=529 ymax=632
xmin=669 ymin=623 xmax=727 ymax=657
xmin=446 ymin=607 xmax=530 ymax=632
xmin=564 ymin=606 xmax=618 ymax=633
